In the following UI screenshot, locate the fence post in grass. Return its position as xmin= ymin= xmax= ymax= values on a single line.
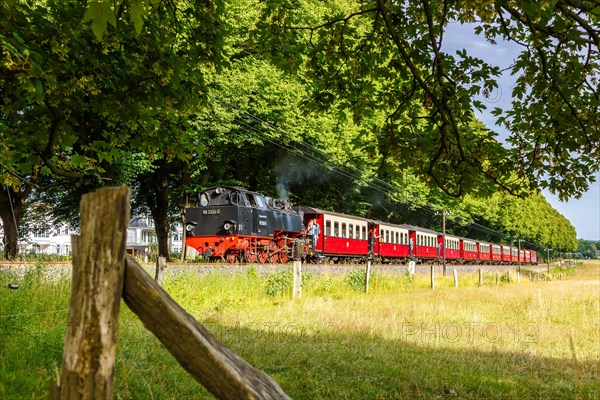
xmin=507 ymin=271 xmax=511 ymax=284
xmin=430 ymin=264 xmax=435 ymax=290
xmin=453 ymin=269 xmax=458 ymax=288
xmin=479 ymin=268 xmax=482 ymax=286
xmin=365 ymin=260 xmax=372 ymax=293
xmin=495 ymin=271 xmax=499 ymax=285
xmin=155 ymin=256 xmax=166 ymax=286
xmin=517 ymin=271 xmax=520 ymax=284
xmin=293 ymin=259 xmax=302 ymax=298
xmin=52 ymin=186 xmax=130 ymax=400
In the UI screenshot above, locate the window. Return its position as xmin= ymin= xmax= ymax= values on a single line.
xmin=325 ymin=220 xmax=332 ymax=236
xmin=334 ymin=222 xmax=339 ymax=237
xmin=255 ymin=196 xmax=266 ymax=208
xmin=142 ymin=231 xmax=156 ymax=243
xmin=349 ymin=224 xmax=354 ymax=239
xmin=362 ymin=226 xmax=366 ymax=240
xmin=33 ymin=227 xmax=50 ymax=238
xmin=341 ymin=223 xmax=347 ymax=238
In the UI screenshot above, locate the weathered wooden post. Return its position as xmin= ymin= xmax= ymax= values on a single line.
xmin=155 ymin=256 xmax=166 ymax=286
xmin=53 ymin=186 xmax=130 ymax=400
xmin=453 ymin=269 xmax=458 ymax=288
xmin=293 ymin=259 xmax=302 ymax=298
xmin=479 ymin=268 xmax=482 ymax=286
xmin=365 ymin=260 xmax=372 ymax=293
xmin=430 ymin=264 xmax=435 ymax=290
xmin=507 ymin=271 xmax=511 ymax=284
xmin=495 ymin=271 xmax=499 ymax=285
xmin=517 ymin=271 xmax=520 ymax=284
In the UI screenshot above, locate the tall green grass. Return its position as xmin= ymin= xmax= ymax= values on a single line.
xmin=1 ymin=262 xmax=598 ymax=399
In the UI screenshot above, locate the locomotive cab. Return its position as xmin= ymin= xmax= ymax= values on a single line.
xmin=185 ymin=186 xmax=304 ymax=262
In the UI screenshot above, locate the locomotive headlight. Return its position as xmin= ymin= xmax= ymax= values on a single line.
xmin=223 ymin=221 xmax=236 ymax=234
xmin=185 ymin=222 xmax=196 ymax=232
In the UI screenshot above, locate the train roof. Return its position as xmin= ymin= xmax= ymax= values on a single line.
xmin=294 ymin=206 xmax=372 ymax=222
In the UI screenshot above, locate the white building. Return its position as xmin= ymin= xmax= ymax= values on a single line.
xmin=0 ymin=216 xmax=183 ymax=257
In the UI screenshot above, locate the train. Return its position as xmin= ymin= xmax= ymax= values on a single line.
xmin=184 ymin=186 xmax=538 ymax=265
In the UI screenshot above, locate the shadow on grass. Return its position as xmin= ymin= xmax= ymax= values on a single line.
xmin=5 ymin=315 xmax=594 ymax=400
xmin=1 ymin=267 xmax=598 ymax=400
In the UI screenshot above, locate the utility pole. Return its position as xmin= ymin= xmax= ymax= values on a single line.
xmin=517 ymin=238 xmax=521 ymax=275
xmin=442 ymin=210 xmax=446 ymax=277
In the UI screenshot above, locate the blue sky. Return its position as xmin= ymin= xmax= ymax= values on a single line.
xmin=444 ymin=22 xmax=600 ymax=241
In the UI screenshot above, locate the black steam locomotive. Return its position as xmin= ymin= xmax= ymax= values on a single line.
xmin=185 ymin=186 xmax=305 ymax=263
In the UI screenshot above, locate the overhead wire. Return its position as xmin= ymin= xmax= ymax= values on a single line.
xmin=217 ymin=99 xmax=532 ymax=245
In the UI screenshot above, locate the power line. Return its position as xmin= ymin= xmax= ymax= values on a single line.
xmin=216 ymin=100 xmax=530 ymax=244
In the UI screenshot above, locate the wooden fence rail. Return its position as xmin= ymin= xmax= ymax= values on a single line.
xmin=52 ymin=186 xmax=290 ymax=400
xmin=123 ymin=256 xmax=290 ymax=399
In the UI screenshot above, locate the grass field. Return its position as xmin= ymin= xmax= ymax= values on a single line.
xmin=1 ymin=261 xmax=598 ymax=399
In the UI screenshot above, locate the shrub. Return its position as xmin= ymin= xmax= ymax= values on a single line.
xmin=347 ymin=268 xmax=366 ymax=292
xmin=265 ymin=270 xmax=293 ymax=297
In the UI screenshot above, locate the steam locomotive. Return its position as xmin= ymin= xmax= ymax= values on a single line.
xmin=184 ymin=186 xmax=538 ymax=265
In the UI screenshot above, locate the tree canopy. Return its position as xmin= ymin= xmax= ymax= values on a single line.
xmin=258 ymin=0 xmax=599 ymax=200
xmin=1 ymin=0 xmax=588 ymax=259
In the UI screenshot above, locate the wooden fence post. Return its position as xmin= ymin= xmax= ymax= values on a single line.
xmin=430 ymin=265 xmax=435 ymax=290
xmin=53 ymin=186 xmax=131 ymax=400
xmin=479 ymin=268 xmax=482 ymax=286
xmin=453 ymin=269 xmax=458 ymax=288
xmin=365 ymin=260 xmax=372 ymax=293
xmin=293 ymin=259 xmax=302 ymax=298
xmin=155 ymin=256 xmax=166 ymax=286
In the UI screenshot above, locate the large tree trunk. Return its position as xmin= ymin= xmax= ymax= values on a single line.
xmin=140 ymin=162 xmax=171 ymax=262
xmin=179 ymin=163 xmax=192 ymax=261
xmin=0 ymin=185 xmax=31 ymax=260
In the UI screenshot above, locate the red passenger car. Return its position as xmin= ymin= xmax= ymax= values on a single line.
xmin=492 ymin=244 xmax=502 ymax=263
xmin=295 ymin=206 xmax=369 ymax=263
xmin=375 ymin=222 xmax=410 ymax=262
xmin=408 ymin=225 xmax=439 ymax=262
xmin=478 ymin=242 xmax=492 ymax=263
xmin=501 ymin=245 xmax=512 ymax=263
xmin=440 ymin=234 xmax=461 ymax=262
xmin=530 ymin=250 xmax=538 ymax=264
xmin=462 ymin=239 xmax=479 ymax=263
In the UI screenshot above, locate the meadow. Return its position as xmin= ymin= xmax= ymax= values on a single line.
xmin=1 ymin=261 xmax=598 ymax=399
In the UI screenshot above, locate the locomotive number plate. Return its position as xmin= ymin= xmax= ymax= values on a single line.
xmin=202 ymin=209 xmax=221 ymax=215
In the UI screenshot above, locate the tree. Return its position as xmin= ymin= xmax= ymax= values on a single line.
xmin=258 ymin=0 xmax=599 ymax=200
xmin=0 ymin=0 xmax=220 ymax=259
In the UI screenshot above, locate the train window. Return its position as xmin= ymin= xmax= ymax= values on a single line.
xmin=349 ymin=224 xmax=354 ymax=238
xmin=362 ymin=226 xmax=366 ymax=240
xmin=341 ymin=223 xmax=347 ymax=238
xmin=325 ymin=220 xmax=331 ymax=236
xmin=255 ymin=196 xmax=266 ymax=208
xmin=230 ymin=192 xmax=239 ymax=205
xmin=199 ymin=193 xmax=209 ymax=206
xmin=334 ymin=222 xmax=339 ymax=237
